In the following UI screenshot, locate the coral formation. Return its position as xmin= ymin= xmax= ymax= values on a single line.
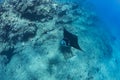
xmin=7 ymin=0 xmax=58 ymax=21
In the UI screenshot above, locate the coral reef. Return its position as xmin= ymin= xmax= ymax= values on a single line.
xmin=0 ymin=0 xmax=117 ymax=80
xmin=7 ymin=0 xmax=58 ymax=21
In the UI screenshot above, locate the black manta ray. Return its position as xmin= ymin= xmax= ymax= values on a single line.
xmin=60 ymin=28 xmax=83 ymax=58
xmin=61 ymin=28 xmax=82 ymax=50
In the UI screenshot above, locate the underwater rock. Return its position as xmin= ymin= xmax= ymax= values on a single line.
xmin=58 ymin=10 xmax=67 ymax=17
xmin=0 ymin=43 xmax=14 ymax=64
xmin=10 ymin=22 xmax=37 ymax=42
xmin=0 ymin=5 xmax=6 ymax=15
xmin=0 ymin=19 xmax=37 ymax=43
xmin=7 ymin=0 xmax=58 ymax=21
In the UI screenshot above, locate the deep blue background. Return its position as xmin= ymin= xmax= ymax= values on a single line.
xmin=87 ymin=0 xmax=120 ymax=39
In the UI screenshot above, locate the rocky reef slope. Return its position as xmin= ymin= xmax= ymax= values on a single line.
xmin=0 ymin=0 xmax=117 ymax=80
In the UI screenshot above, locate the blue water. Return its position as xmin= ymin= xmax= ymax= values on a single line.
xmin=56 ymin=0 xmax=120 ymax=79
xmin=87 ymin=0 xmax=120 ymax=38
xmin=0 ymin=0 xmax=120 ymax=80
xmin=87 ymin=1 xmax=120 ymax=79
xmin=88 ymin=0 xmax=120 ymax=63
xmin=0 ymin=0 xmax=3 ymax=3
xmin=88 ymin=0 xmax=120 ymax=77
xmin=56 ymin=0 xmax=120 ymax=37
